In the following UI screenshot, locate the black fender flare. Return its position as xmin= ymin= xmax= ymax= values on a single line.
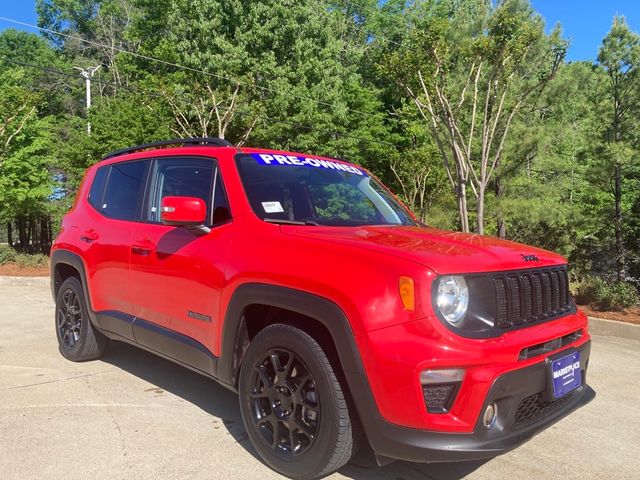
xmin=218 ymin=283 xmax=366 ymax=386
xmin=50 ymin=249 xmax=96 ymax=319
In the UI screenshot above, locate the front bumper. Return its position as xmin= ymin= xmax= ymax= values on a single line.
xmin=349 ymin=339 xmax=594 ymax=463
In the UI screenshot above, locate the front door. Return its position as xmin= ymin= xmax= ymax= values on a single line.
xmin=129 ymin=156 xmax=232 ymax=367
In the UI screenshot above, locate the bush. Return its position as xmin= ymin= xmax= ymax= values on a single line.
xmin=575 ymin=276 xmax=640 ymax=311
xmin=0 ymin=244 xmax=17 ymax=264
xmin=15 ymin=253 xmax=49 ymax=268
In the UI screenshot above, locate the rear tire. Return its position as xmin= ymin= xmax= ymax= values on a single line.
xmin=238 ymin=324 xmax=357 ymax=479
xmin=55 ymin=277 xmax=108 ymax=361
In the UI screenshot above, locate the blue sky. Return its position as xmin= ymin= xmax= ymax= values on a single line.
xmin=0 ymin=1 xmax=639 ymax=61
xmin=532 ymin=1 xmax=640 ymax=60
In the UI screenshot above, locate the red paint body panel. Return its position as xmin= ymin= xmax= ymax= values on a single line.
xmin=52 ymin=144 xmax=591 ymax=434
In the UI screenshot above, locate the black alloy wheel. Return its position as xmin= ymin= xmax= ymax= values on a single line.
xmin=57 ymin=288 xmax=82 ymax=349
xmin=55 ymin=276 xmax=108 ymax=361
xmin=250 ymin=348 xmax=320 ymax=456
xmin=239 ymin=324 xmax=358 ymax=479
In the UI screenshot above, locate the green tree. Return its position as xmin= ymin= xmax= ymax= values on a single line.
xmin=127 ymin=0 xmax=391 ymax=166
xmin=0 ymin=69 xmax=38 ymax=163
xmin=57 ymin=92 xmax=172 ymax=186
xmin=383 ymin=0 xmax=566 ymax=234
xmin=37 ymin=0 xmax=140 ymax=90
xmin=494 ymin=62 xmax=602 ymax=255
xmin=597 ymin=16 xmax=640 ymax=280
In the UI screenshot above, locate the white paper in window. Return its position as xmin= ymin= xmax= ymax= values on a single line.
xmin=262 ymin=201 xmax=284 ymax=213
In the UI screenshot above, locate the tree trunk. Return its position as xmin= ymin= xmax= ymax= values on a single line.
xmin=16 ymin=216 xmax=27 ymax=252
xmin=476 ymin=186 xmax=485 ymax=235
xmin=614 ymin=160 xmax=625 ymax=281
xmin=28 ymin=217 xmax=35 ymax=253
xmin=7 ymin=222 xmax=12 ymax=247
xmin=457 ymin=182 xmax=470 ymax=232
xmin=40 ymin=217 xmax=49 ymax=253
xmin=494 ymin=176 xmax=506 ymax=239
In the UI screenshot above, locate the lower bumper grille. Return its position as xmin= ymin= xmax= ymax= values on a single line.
xmin=513 ymin=391 xmax=575 ymax=429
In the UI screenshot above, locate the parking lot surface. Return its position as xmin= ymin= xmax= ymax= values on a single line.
xmin=1 ymin=281 xmax=639 ymax=480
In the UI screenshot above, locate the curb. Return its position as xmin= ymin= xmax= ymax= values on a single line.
xmin=0 ymin=276 xmax=49 ymax=287
xmin=588 ymin=316 xmax=640 ymax=342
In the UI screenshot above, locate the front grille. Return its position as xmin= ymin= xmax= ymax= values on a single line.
xmin=492 ymin=266 xmax=572 ymax=329
xmin=513 ymin=391 xmax=574 ymax=429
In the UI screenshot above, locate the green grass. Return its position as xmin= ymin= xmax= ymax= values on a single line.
xmin=15 ymin=253 xmax=49 ymax=268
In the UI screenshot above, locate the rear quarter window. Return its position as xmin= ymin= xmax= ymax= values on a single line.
xmin=101 ymin=160 xmax=148 ymax=221
xmin=88 ymin=166 xmax=108 ymax=210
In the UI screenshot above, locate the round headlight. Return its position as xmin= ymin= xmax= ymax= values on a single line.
xmin=436 ymin=276 xmax=469 ymax=325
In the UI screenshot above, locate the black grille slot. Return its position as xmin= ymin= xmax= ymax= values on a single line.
xmin=521 ymin=275 xmax=533 ymax=321
xmin=559 ymin=269 xmax=569 ymax=309
xmin=493 ymin=278 xmax=509 ymax=328
xmin=493 ymin=266 xmax=572 ymax=330
xmin=541 ymin=272 xmax=552 ymax=313
xmin=550 ymin=271 xmax=560 ymax=312
xmin=507 ymin=276 xmax=523 ymax=325
xmin=532 ymin=274 xmax=543 ymax=317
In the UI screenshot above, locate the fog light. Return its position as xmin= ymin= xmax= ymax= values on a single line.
xmin=483 ymin=401 xmax=498 ymax=428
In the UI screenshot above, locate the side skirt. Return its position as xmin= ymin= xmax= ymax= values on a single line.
xmin=96 ymin=310 xmax=219 ymax=381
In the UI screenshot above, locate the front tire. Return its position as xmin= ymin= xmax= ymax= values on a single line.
xmin=55 ymin=277 xmax=108 ymax=361
xmin=238 ymin=324 xmax=357 ymax=479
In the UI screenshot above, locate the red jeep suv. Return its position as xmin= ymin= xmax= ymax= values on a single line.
xmin=51 ymin=138 xmax=594 ymax=479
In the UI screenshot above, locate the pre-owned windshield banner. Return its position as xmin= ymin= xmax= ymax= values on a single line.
xmin=250 ymin=153 xmax=366 ymax=176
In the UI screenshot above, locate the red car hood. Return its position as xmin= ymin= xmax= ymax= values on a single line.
xmin=282 ymin=225 xmax=566 ymax=274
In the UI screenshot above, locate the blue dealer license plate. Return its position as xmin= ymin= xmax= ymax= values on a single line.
xmin=551 ymin=351 xmax=582 ymax=399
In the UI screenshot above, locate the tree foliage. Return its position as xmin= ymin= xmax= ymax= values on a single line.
xmin=383 ymin=0 xmax=566 ymax=233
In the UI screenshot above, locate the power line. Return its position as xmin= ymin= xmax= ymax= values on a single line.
xmin=0 ymin=15 xmax=401 ymax=125
xmin=0 ymin=56 xmax=149 ymax=94
xmin=0 ymin=56 xmax=401 ymax=150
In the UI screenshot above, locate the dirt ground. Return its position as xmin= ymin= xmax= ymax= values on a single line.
xmin=0 ymin=263 xmax=50 ymax=277
xmin=576 ymin=304 xmax=640 ymax=325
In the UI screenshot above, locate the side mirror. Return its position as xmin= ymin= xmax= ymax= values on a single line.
xmin=161 ymin=196 xmax=209 ymax=233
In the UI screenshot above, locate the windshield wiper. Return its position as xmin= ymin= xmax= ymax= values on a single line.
xmin=264 ymin=218 xmax=318 ymax=226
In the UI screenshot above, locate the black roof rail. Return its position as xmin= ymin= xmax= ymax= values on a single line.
xmin=102 ymin=137 xmax=234 ymax=160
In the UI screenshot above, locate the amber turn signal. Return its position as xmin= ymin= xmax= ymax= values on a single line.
xmin=399 ymin=276 xmax=415 ymax=311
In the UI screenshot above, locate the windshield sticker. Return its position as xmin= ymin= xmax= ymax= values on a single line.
xmin=251 ymin=153 xmax=366 ymax=176
xmin=262 ymin=201 xmax=285 ymax=213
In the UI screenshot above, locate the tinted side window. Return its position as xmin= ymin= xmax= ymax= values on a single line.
xmin=88 ymin=166 xmax=108 ymax=210
xmin=147 ymin=158 xmax=214 ymax=223
xmin=101 ymin=160 xmax=148 ymax=221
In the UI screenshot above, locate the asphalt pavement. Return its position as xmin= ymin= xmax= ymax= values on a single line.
xmin=1 ymin=281 xmax=638 ymax=480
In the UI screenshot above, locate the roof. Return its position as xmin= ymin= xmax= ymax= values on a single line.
xmin=97 ymin=137 xmax=366 ymax=173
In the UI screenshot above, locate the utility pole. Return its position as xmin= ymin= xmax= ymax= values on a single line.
xmin=73 ymin=65 xmax=101 ymax=135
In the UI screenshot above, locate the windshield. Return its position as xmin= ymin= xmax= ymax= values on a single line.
xmin=236 ymin=153 xmax=418 ymax=227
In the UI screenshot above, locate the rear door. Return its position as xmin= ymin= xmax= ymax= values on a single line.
xmin=129 ymin=156 xmax=232 ymax=364
xmin=81 ymin=159 xmax=150 ymax=339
